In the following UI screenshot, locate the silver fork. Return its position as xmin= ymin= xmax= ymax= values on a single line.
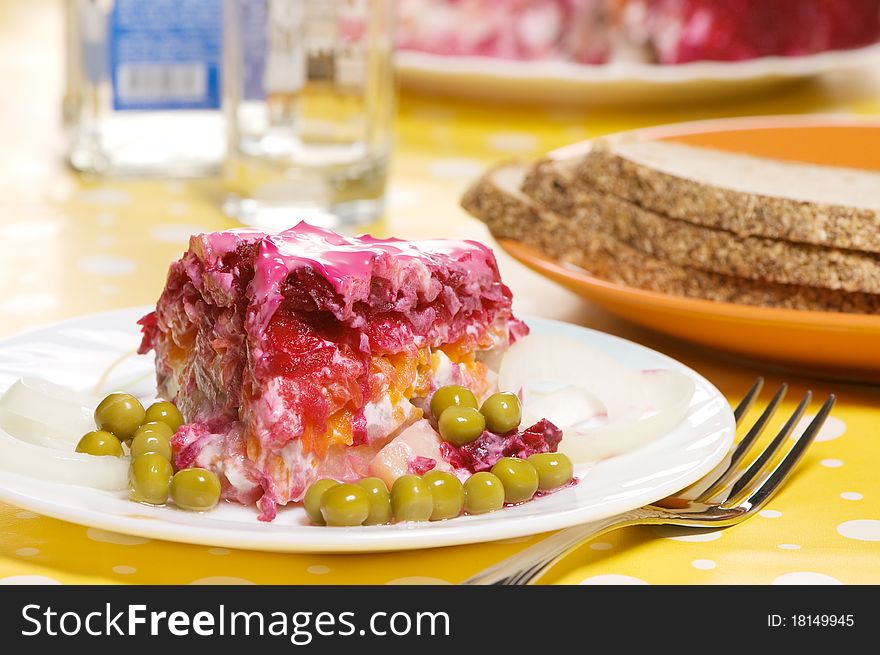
xmin=463 ymin=378 xmax=835 ymax=585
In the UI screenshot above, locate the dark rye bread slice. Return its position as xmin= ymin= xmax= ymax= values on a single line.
xmin=463 ymin=163 xmax=880 ymax=314
xmin=578 ymin=139 xmax=880 ymax=253
xmin=522 ymin=156 xmax=880 ymax=294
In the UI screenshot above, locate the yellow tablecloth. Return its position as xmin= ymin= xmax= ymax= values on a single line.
xmin=1 ymin=1 xmax=879 ymax=585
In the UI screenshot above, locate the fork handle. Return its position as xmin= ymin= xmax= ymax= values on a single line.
xmin=462 ymin=507 xmax=665 ymax=585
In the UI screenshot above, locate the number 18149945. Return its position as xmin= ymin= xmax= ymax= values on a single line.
xmin=768 ymin=614 xmax=855 ymax=627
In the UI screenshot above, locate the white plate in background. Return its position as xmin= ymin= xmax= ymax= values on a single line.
xmin=397 ymin=44 xmax=880 ymax=105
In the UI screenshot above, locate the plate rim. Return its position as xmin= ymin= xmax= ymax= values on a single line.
xmin=0 ymin=309 xmax=735 ymax=553
xmin=500 ymin=239 xmax=880 ymax=333
xmin=549 ymin=113 xmax=880 ymax=159
xmin=507 ymin=114 xmax=880 ymax=332
xmin=397 ymin=43 xmax=880 ymax=84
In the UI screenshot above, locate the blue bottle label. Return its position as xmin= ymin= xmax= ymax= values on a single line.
xmin=110 ymin=0 xmax=222 ymax=111
xmin=240 ymin=0 xmax=268 ymax=101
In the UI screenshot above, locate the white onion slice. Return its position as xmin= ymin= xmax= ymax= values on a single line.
xmin=500 ymin=334 xmax=696 ymax=464
xmin=0 ymin=409 xmax=75 ymax=450
xmin=521 ymin=385 xmax=606 ymax=429
xmin=0 ymin=377 xmax=97 ymax=446
xmin=558 ymin=370 xmax=695 ymax=462
xmin=0 ymin=428 xmax=128 ymax=490
xmin=500 ymin=334 xmax=646 ymax=422
xmin=0 ymin=378 xmax=126 ymax=490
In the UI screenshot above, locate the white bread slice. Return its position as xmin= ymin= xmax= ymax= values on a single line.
xmin=462 ymin=162 xmax=880 ymax=314
xmin=578 ymin=139 xmax=880 ymax=253
xmin=522 ymin=156 xmax=880 ymax=294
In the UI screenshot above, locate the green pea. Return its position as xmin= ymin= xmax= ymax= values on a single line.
xmin=129 ymin=426 xmax=173 ymax=461
xmin=303 ymin=479 xmax=338 ymax=525
xmin=144 ymin=401 xmax=184 ymax=432
xmin=170 ymin=468 xmax=222 ymax=511
xmin=129 ymin=453 xmax=173 ymax=505
xmin=320 ymin=483 xmax=370 ymax=527
xmin=480 ymin=392 xmax=522 ymax=434
xmin=430 ymin=385 xmax=477 ymax=420
xmin=422 ymin=470 xmax=464 ymax=520
xmin=527 ymin=453 xmax=574 ymax=490
xmin=94 ymin=393 xmax=145 ymax=441
xmin=438 ymin=406 xmax=485 ymax=446
xmin=463 ymin=472 xmax=505 ymax=515
xmin=356 ymin=477 xmax=392 ymax=525
xmin=132 ymin=421 xmax=174 ymax=441
xmin=391 ymin=474 xmax=433 ymax=522
xmin=491 ymin=457 xmax=539 ymax=504
xmin=75 ymin=430 xmax=123 ymax=457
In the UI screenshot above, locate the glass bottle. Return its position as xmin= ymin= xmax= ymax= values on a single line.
xmin=64 ymin=0 xmax=225 ymax=177
xmin=223 ymin=0 xmax=395 ymax=229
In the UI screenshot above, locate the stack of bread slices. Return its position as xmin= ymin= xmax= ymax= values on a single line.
xmin=462 ymin=138 xmax=880 ymax=313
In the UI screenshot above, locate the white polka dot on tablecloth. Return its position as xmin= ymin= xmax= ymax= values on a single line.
xmin=151 ymin=224 xmax=206 ymax=244
xmin=657 ymin=528 xmax=722 ymax=542
xmin=387 ymin=184 xmax=423 ymax=210
xmin=112 ymin=565 xmax=136 ymax=575
xmin=759 ymin=509 xmax=782 ymax=518
xmin=773 ymin=572 xmax=842 ymax=585
xmin=791 ymin=415 xmax=846 ymax=442
xmin=86 ymin=528 xmax=150 ymax=545
xmin=190 ymin=577 xmax=255 ymax=585
xmin=486 ymin=131 xmax=540 ymax=153
xmin=77 ymin=255 xmax=135 ymax=276
xmin=692 ymin=559 xmax=716 ymax=570
xmin=0 ymin=293 xmax=58 ymax=314
xmin=836 ymin=519 xmax=880 ymax=541
xmin=821 ymin=459 xmax=844 ymax=468
xmin=427 ymin=158 xmax=484 ymax=180
xmin=78 ymin=188 xmax=131 ymax=205
xmin=307 ymin=565 xmax=330 ymax=575
xmin=98 ymin=284 xmax=119 ymax=295
xmin=207 ymin=548 xmax=230 ymax=556
xmin=96 ymin=212 xmax=115 ymax=226
xmin=0 ymin=576 xmax=61 ymax=585
xmin=778 ymin=543 xmax=801 ymax=550
xmin=168 ymin=202 xmax=189 ymax=216
xmin=96 ymin=235 xmax=117 ymax=248
xmin=840 ymin=492 xmax=863 ymax=501
xmin=386 ymin=577 xmax=452 ymax=585
xmin=0 ymin=220 xmax=62 ymax=240
xmin=15 ymin=547 xmax=39 ymax=557
xmin=589 ymin=542 xmax=613 ymax=550
xmin=580 ymin=575 xmax=648 ymax=585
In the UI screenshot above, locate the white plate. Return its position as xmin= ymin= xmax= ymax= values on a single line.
xmin=0 ymin=308 xmax=734 ymax=553
xmin=397 ymin=44 xmax=880 ymax=105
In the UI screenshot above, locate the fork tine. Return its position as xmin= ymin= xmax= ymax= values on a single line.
xmin=733 ymin=377 xmax=764 ymax=426
xmin=735 ymin=395 xmax=836 ymax=512
xmin=722 ymin=390 xmax=812 ymax=503
xmin=693 ymin=382 xmax=785 ymax=503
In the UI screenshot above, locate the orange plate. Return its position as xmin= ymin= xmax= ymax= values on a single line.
xmin=497 ymin=116 xmax=880 ymax=375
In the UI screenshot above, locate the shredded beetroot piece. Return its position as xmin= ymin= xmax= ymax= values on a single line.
xmin=629 ymin=0 xmax=880 ymax=64
xmin=441 ymin=419 xmax=563 ymax=473
xmin=257 ymin=495 xmax=277 ymax=522
xmin=409 ymin=456 xmax=437 ymax=476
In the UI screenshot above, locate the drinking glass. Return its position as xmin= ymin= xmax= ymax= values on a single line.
xmin=223 ymin=0 xmax=395 ymax=229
